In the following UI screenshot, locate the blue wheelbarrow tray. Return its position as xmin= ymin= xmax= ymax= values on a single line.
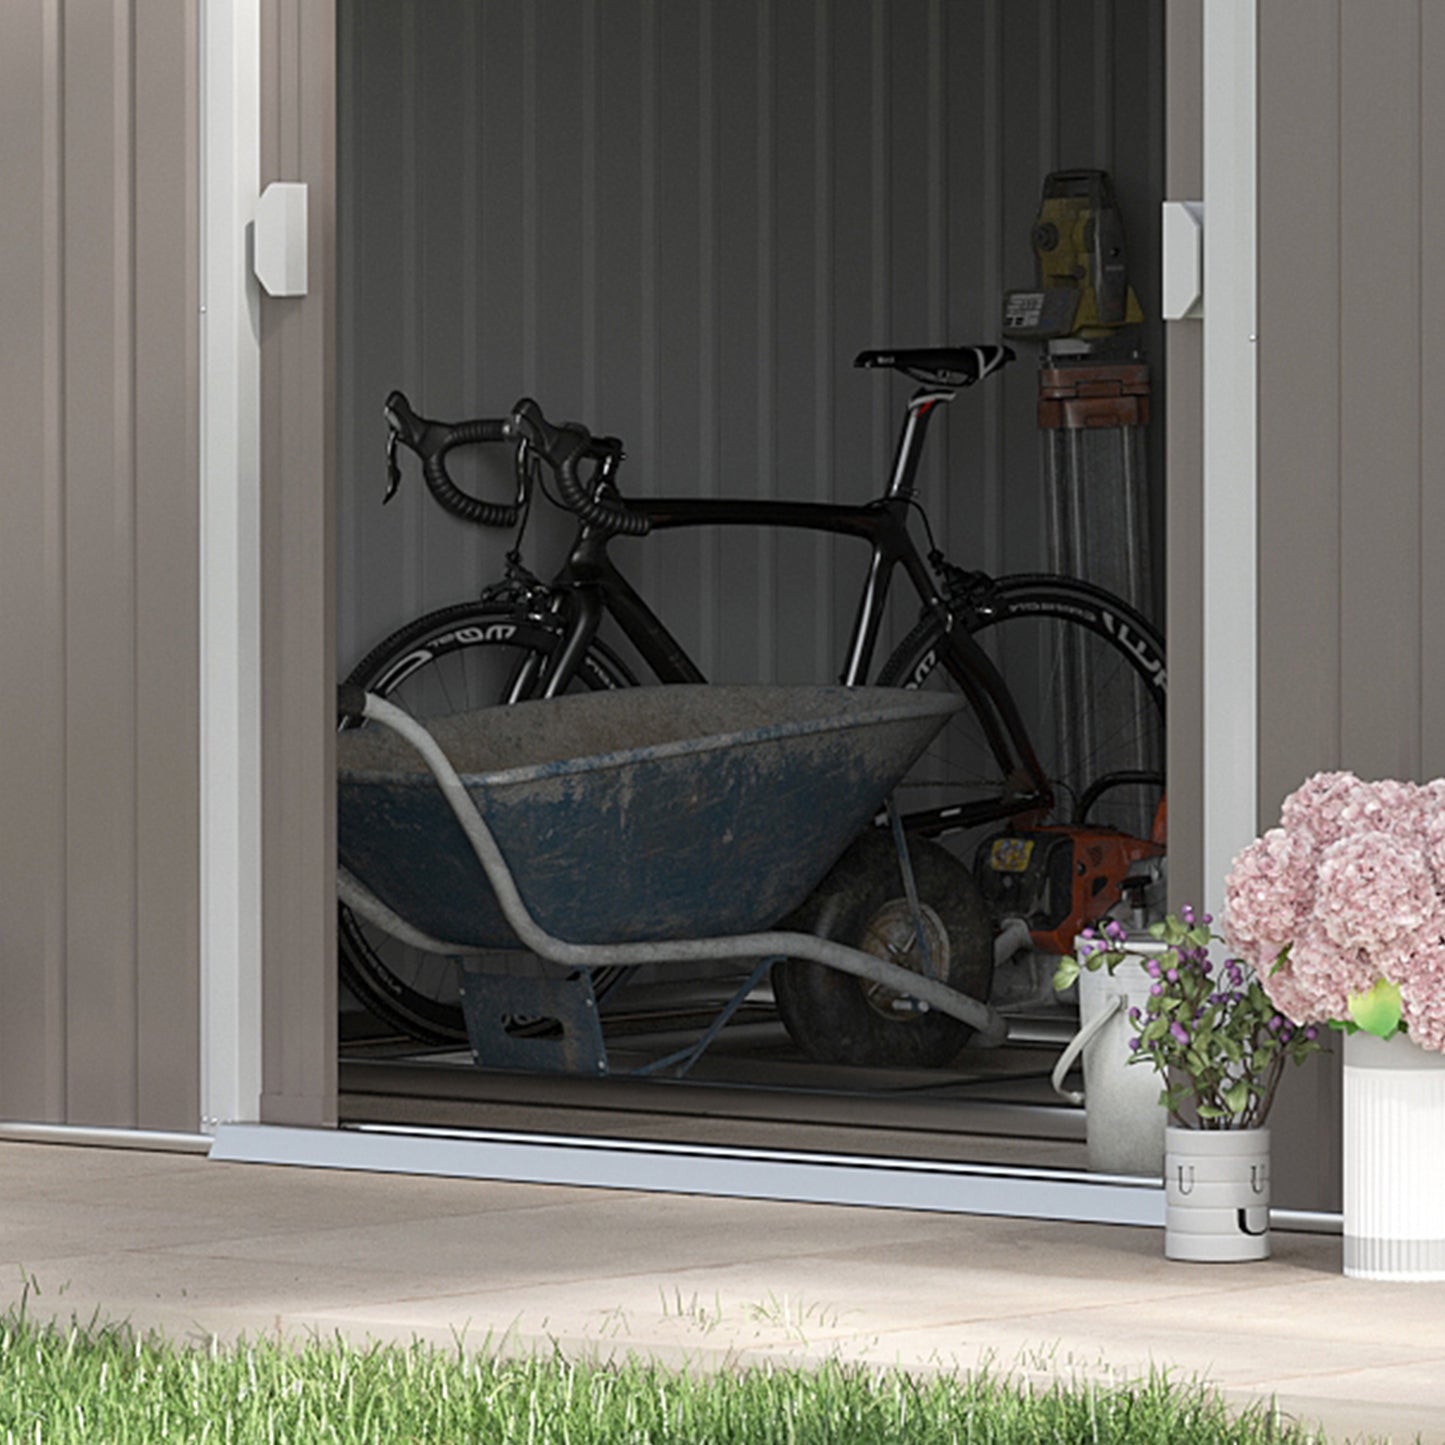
xmin=336 ymin=683 xmax=964 ymax=951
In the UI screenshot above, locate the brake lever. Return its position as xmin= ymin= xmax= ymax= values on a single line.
xmin=383 ymin=428 xmax=402 ymax=504
xmin=513 ymin=437 xmax=537 ymax=513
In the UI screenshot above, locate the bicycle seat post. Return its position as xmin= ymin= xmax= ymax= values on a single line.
xmin=884 ymin=388 xmax=955 ymax=501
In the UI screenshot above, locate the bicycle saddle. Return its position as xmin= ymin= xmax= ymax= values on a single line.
xmin=854 ymin=344 xmax=1014 ymax=386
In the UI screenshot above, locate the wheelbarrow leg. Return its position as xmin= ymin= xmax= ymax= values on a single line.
xmin=457 ymin=963 xmax=609 ymax=1076
xmin=632 ymin=957 xmax=776 ymax=1080
xmin=885 ymin=797 xmax=936 ymax=988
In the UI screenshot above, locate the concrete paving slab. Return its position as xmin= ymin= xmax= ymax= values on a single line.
xmin=156 ymin=1192 xmax=974 ymax=1284
xmin=2 ymin=1141 xmax=1443 ymax=1443
xmin=34 ymin=1155 xmax=587 ymax=1227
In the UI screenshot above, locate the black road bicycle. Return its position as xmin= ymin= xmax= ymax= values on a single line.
xmin=340 ymin=344 xmax=1167 ymax=1062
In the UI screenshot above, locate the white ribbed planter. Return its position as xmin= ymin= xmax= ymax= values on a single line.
xmin=1164 ymin=1125 xmax=1270 ymax=1262
xmin=1343 ymin=1031 xmax=1445 ymax=1281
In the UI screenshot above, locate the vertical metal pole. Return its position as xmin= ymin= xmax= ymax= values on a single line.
xmin=1201 ymin=0 xmax=1258 ymax=917
xmin=200 ymin=0 xmax=264 ymax=1132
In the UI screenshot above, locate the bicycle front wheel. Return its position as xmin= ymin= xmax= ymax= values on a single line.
xmin=340 ymin=600 xmax=636 ymax=1044
xmin=877 ymin=574 xmax=1166 ymax=847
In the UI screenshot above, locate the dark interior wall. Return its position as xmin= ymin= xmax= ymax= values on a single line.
xmin=336 ymin=0 xmax=1167 ymax=687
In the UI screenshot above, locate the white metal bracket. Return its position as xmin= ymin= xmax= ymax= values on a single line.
xmin=253 ymin=181 xmax=309 ymax=297
xmin=1161 ymin=200 xmax=1204 ymax=320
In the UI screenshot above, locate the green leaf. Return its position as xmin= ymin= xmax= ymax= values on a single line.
xmin=1196 ymin=1104 xmax=1226 ymax=1119
xmin=1223 ymin=1080 xmax=1250 ymax=1114
xmin=1347 ymin=978 xmax=1403 ymax=1039
xmin=1269 ymin=943 xmax=1293 ymax=977
xmin=1053 ymin=956 xmax=1080 ymax=992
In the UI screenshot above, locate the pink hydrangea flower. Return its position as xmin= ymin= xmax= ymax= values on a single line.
xmin=1423 ymin=798 xmax=1445 ymax=889
xmin=1401 ymin=937 xmax=1445 ymax=1053
xmin=1272 ymin=922 xmax=1374 ymax=1023
xmin=1313 ymin=833 xmax=1437 ymax=952
xmin=1346 ymin=778 xmax=1425 ymax=841
xmin=1256 ymin=944 xmax=1333 ymax=1024
xmin=1223 ymin=827 xmax=1317 ymax=961
xmin=1279 ymin=771 xmax=1373 ymax=851
xmin=1225 ymin=772 xmax=1445 ymax=1051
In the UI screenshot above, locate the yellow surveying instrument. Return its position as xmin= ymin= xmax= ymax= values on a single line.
xmin=1003 ymin=169 xmax=1144 ymax=341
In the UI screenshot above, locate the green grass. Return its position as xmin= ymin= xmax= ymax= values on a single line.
xmin=0 ymin=1307 xmax=1357 ymax=1445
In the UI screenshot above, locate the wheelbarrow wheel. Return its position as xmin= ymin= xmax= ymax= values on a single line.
xmin=771 ymin=829 xmax=994 ymax=1069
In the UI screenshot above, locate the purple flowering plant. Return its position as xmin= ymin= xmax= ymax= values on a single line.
xmin=1053 ymin=908 xmax=1324 ymax=1130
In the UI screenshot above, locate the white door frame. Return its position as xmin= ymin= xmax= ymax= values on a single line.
xmin=1201 ymin=0 xmax=1259 ymax=916
xmin=198 ymin=0 xmax=263 ymax=1131
xmin=194 ymin=3 xmax=1264 ymax=1216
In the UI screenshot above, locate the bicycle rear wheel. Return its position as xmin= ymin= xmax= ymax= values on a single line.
xmin=877 ymin=574 xmax=1166 ymax=849
xmin=340 ymin=600 xmax=635 ymax=1044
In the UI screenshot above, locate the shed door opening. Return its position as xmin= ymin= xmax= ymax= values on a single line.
xmin=333 ymin=0 xmax=1168 ymax=1177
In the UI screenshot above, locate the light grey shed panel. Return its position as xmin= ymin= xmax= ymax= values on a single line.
xmin=1257 ymin=0 xmax=1345 ymax=1221
xmin=0 ymin=0 xmax=200 ymax=1132
xmin=1260 ymin=0 xmax=1443 ymax=801
xmin=1427 ymin=7 xmax=1445 ymax=774
xmin=0 ymin=0 xmax=68 ymax=1125
xmin=61 ymin=0 xmax=142 ymax=1125
xmin=132 ymin=2 xmax=203 ymax=1129
xmin=259 ymin=0 xmax=339 ymax=1128
xmin=1257 ymin=0 xmax=1445 ymax=1213
xmin=1337 ymin=3 xmax=1423 ymax=782
xmin=336 ymin=0 xmax=1168 ymax=690
xmin=1258 ymin=0 xmax=1341 ymax=804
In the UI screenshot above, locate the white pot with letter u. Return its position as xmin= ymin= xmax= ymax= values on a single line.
xmin=1164 ymin=1125 xmax=1270 ymax=1262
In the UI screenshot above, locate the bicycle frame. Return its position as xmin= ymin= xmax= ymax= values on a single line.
xmin=508 ymin=390 xmax=1055 ymax=837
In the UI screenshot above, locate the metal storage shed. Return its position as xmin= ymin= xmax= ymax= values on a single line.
xmin=4 ymin=0 xmax=1440 ymax=1224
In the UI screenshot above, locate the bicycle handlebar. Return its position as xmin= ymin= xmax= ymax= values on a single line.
xmin=509 ymin=397 xmax=649 ymax=536
xmin=383 ymin=390 xmax=519 ymax=526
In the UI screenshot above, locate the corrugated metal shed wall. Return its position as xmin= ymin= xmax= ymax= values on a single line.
xmin=259 ymin=0 xmax=339 ymax=1127
xmin=1259 ymin=0 xmax=1445 ymax=798
xmin=336 ymin=0 xmax=1166 ymax=684
xmin=1257 ymin=0 xmax=1445 ymax=1213
xmin=0 ymin=1 xmax=201 ymax=1131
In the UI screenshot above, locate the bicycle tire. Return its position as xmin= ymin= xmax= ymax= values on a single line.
xmin=877 ymin=573 xmax=1167 ymax=844
xmin=339 ymin=600 xmax=636 ymax=1044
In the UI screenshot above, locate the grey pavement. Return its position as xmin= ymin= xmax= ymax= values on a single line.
xmin=2 ymin=1139 xmax=1442 ymax=1443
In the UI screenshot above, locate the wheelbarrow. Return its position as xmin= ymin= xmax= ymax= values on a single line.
xmin=336 ymin=683 xmax=1007 ymax=1077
